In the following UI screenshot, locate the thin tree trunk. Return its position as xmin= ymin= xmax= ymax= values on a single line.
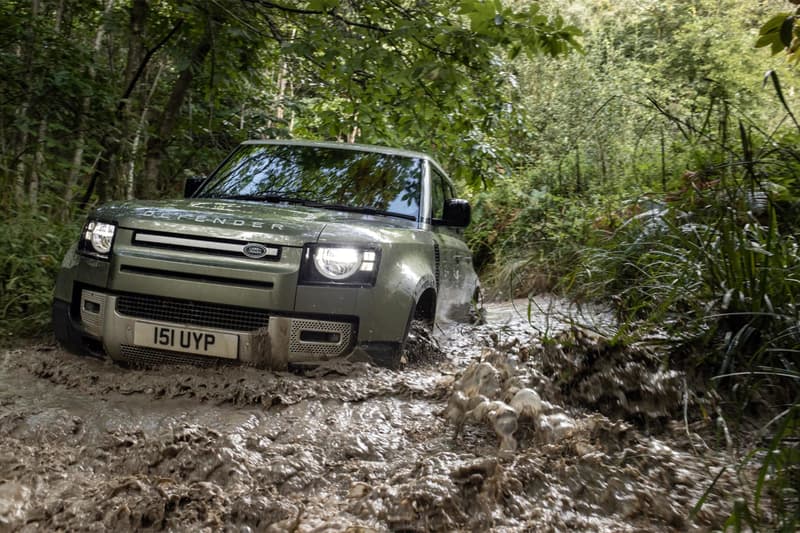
xmin=96 ymin=0 xmax=147 ymax=204
xmin=347 ymin=128 xmax=357 ymax=143
xmin=660 ymin=127 xmax=667 ymax=192
xmin=28 ymin=1 xmax=69 ymax=213
xmin=270 ymin=29 xmax=295 ymax=134
xmin=288 ymin=79 xmax=295 ymax=134
xmin=14 ymin=0 xmax=41 ymax=209
xmin=14 ymin=118 xmax=28 ymax=208
xmin=141 ymin=31 xmax=212 ymax=198
xmin=275 ymin=61 xmax=288 ymax=123
xmin=80 ymin=13 xmax=184 ymax=209
xmin=127 ymin=62 xmax=164 ymax=199
xmin=63 ymin=0 xmax=115 ymax=218
xmin=599 ymin=146 xmax=607 ymax=187
xmin=29 ymin=119 xmax=48 ymax=210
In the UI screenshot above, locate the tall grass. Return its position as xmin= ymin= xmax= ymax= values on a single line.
xmin=467 ymin=185 xmax=622 ymax=298
xmin=564 ymin=89 xmax=800 ymax=528
xmin=0 ymin=211 xmax=82 ymax=343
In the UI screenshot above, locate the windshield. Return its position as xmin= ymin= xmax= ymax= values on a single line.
xmin=198 ymin=144 xmax=423 ymax=220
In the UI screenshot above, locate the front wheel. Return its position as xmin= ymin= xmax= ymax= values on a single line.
xmin=402 ymin=319 xmax=440 ymax=365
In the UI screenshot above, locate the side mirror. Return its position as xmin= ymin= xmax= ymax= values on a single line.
xmin=442 ymin=198 xmax=471 ymax=228
xmin=184 ymin=176 xmax=205 ymax=198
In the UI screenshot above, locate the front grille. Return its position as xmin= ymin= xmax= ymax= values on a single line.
xmin=116 ymin=294 xmax=269 ymax=331
xmin=119 ymin=344 xmax=236 ymax=368
xmin=132 ymin=231 xmax=282 ymax=261
xmin=120 ymin=265 xmax=274 ymax=289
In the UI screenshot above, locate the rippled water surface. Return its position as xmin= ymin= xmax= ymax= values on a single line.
xmin=0 ymin=298 xmax=746 ymax=531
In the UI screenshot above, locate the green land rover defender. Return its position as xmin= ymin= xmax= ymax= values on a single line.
xmin=52 ymin=140 xmax=479 ymax=369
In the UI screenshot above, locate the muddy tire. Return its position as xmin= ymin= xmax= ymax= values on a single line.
xmin=366 ymin=343 xmax=405 ymax=370
xmin=403 ymin=319 xmax=440 ymax=365
xmin=468 ymin=285 xmax=487 ymax=325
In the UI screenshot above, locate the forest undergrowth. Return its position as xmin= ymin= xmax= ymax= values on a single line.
xmin=469 ymin=76 xmax=800 ymax=530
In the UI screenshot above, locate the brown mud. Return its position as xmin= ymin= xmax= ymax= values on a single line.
xmin=0 ymin=298 xmax=749 ymax=532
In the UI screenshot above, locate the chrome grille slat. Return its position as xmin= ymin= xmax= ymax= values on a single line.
xmin=116 ymin=294 xmax=269 ymax=331
xmin=132 ymin=232 xmax=281 ymax=261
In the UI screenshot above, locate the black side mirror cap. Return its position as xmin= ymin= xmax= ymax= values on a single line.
xmin=184 ymin=176 xmax=205 ymax=198
xmin=442 ymin=198 xmax=471 ymax=228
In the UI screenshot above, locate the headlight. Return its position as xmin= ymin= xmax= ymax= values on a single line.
xmin=314 ymin=248 xmax=362 ymax=279
xmin=79 ymin=220 xmax=116 ymax=259
xmin=300 ymin=245 xmax=380 ymax=286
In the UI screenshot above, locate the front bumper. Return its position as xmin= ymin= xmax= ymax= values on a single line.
xmin=58 ymin=289 xmax=358 ymax=368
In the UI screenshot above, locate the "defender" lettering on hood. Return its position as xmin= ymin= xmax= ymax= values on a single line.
xmin=140 ymin=210 xmax=284 ymax=231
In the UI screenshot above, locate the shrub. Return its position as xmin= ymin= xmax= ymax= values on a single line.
xmin=0 ymin=212 xmax=81 ymax=342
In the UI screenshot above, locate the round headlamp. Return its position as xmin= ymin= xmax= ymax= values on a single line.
xmin=313 ymin=247 xmax=362 ymax=280
xmin=90 ymin=222 xmax=116 ymax=254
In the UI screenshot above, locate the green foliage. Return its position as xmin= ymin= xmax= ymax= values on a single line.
xmin=465 ymin=3 xmax=799 ymax=527
xmin=467 ymin=177 xmax=622 ymax=297
xmin=0 ymin=213 xmax=82 ymax=342
xmin=560 ymin=78 xmax=800 ymax=529
xmin=0 ymin=1 xmax=796 ymax=522
xmin=757 ymin=8 xmax=800 ymax=63
xmin=0 ymin=0 xmax=581 ymax=211
xmin=276 ymin=0 xmax=581 ymax=187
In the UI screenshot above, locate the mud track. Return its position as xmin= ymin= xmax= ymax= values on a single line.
xmin=0 ymin=299 xmax=746 ymax=531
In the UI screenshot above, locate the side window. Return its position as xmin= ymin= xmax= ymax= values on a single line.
xmin=430 ymin=169 xmax=452 ymax=222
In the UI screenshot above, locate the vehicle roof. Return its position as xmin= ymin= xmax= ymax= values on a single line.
xmin=242 ymin=139 xmax=440 ymax=166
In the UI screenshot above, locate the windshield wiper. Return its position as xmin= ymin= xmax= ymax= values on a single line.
xmin=212 ymin=193 xmax=322 ymax=206
xmin=317 ymin=203 xmax=415 ymax=220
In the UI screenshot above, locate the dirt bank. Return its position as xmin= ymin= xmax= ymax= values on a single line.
xmin=0 ymin=298 xmax=746 ymax=531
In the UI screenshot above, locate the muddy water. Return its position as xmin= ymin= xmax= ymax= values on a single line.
xmin=0 ymin=298 xmax=745 ymax=531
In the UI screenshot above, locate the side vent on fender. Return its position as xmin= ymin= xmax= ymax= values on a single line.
xmin=433 ymin=243 xmax=441 ymax=290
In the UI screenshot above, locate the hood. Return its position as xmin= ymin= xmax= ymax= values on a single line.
xmin=92 ymin=199 xmax=416 ymax=247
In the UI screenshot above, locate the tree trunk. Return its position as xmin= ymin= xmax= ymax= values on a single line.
xmin=660 ymin=127 xmax=667 ymax=192
xmin=270 ymin=29 xmax=295 ymax=134
xmin=96 ymin=0 xmax=148 ymax=204
xmin=127 ymin=62 xmax=164 ymax=199
xmin=63 ymin=0 xmax=115 ymax=219
xmin=29 ymin=119 xmax=48 ymax=211
xmin=81 ymin=8 xmax=184 ymax=209
xmin=599 ymin=146 xmax=607 ymax=187
xmin=14 ymin=117 xmax=28 ymax=208
xmin=140 ymin=31 xmax=212 ymax=198
xmin=14 ymin=0 xmax=41 ymax=210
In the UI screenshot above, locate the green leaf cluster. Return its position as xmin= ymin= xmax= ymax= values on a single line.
xmin=757 ymin=9 xmax=800 ymax=63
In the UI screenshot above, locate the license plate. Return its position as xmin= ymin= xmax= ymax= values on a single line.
xmin=133 ymin=322 xmax=239 ymax=359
